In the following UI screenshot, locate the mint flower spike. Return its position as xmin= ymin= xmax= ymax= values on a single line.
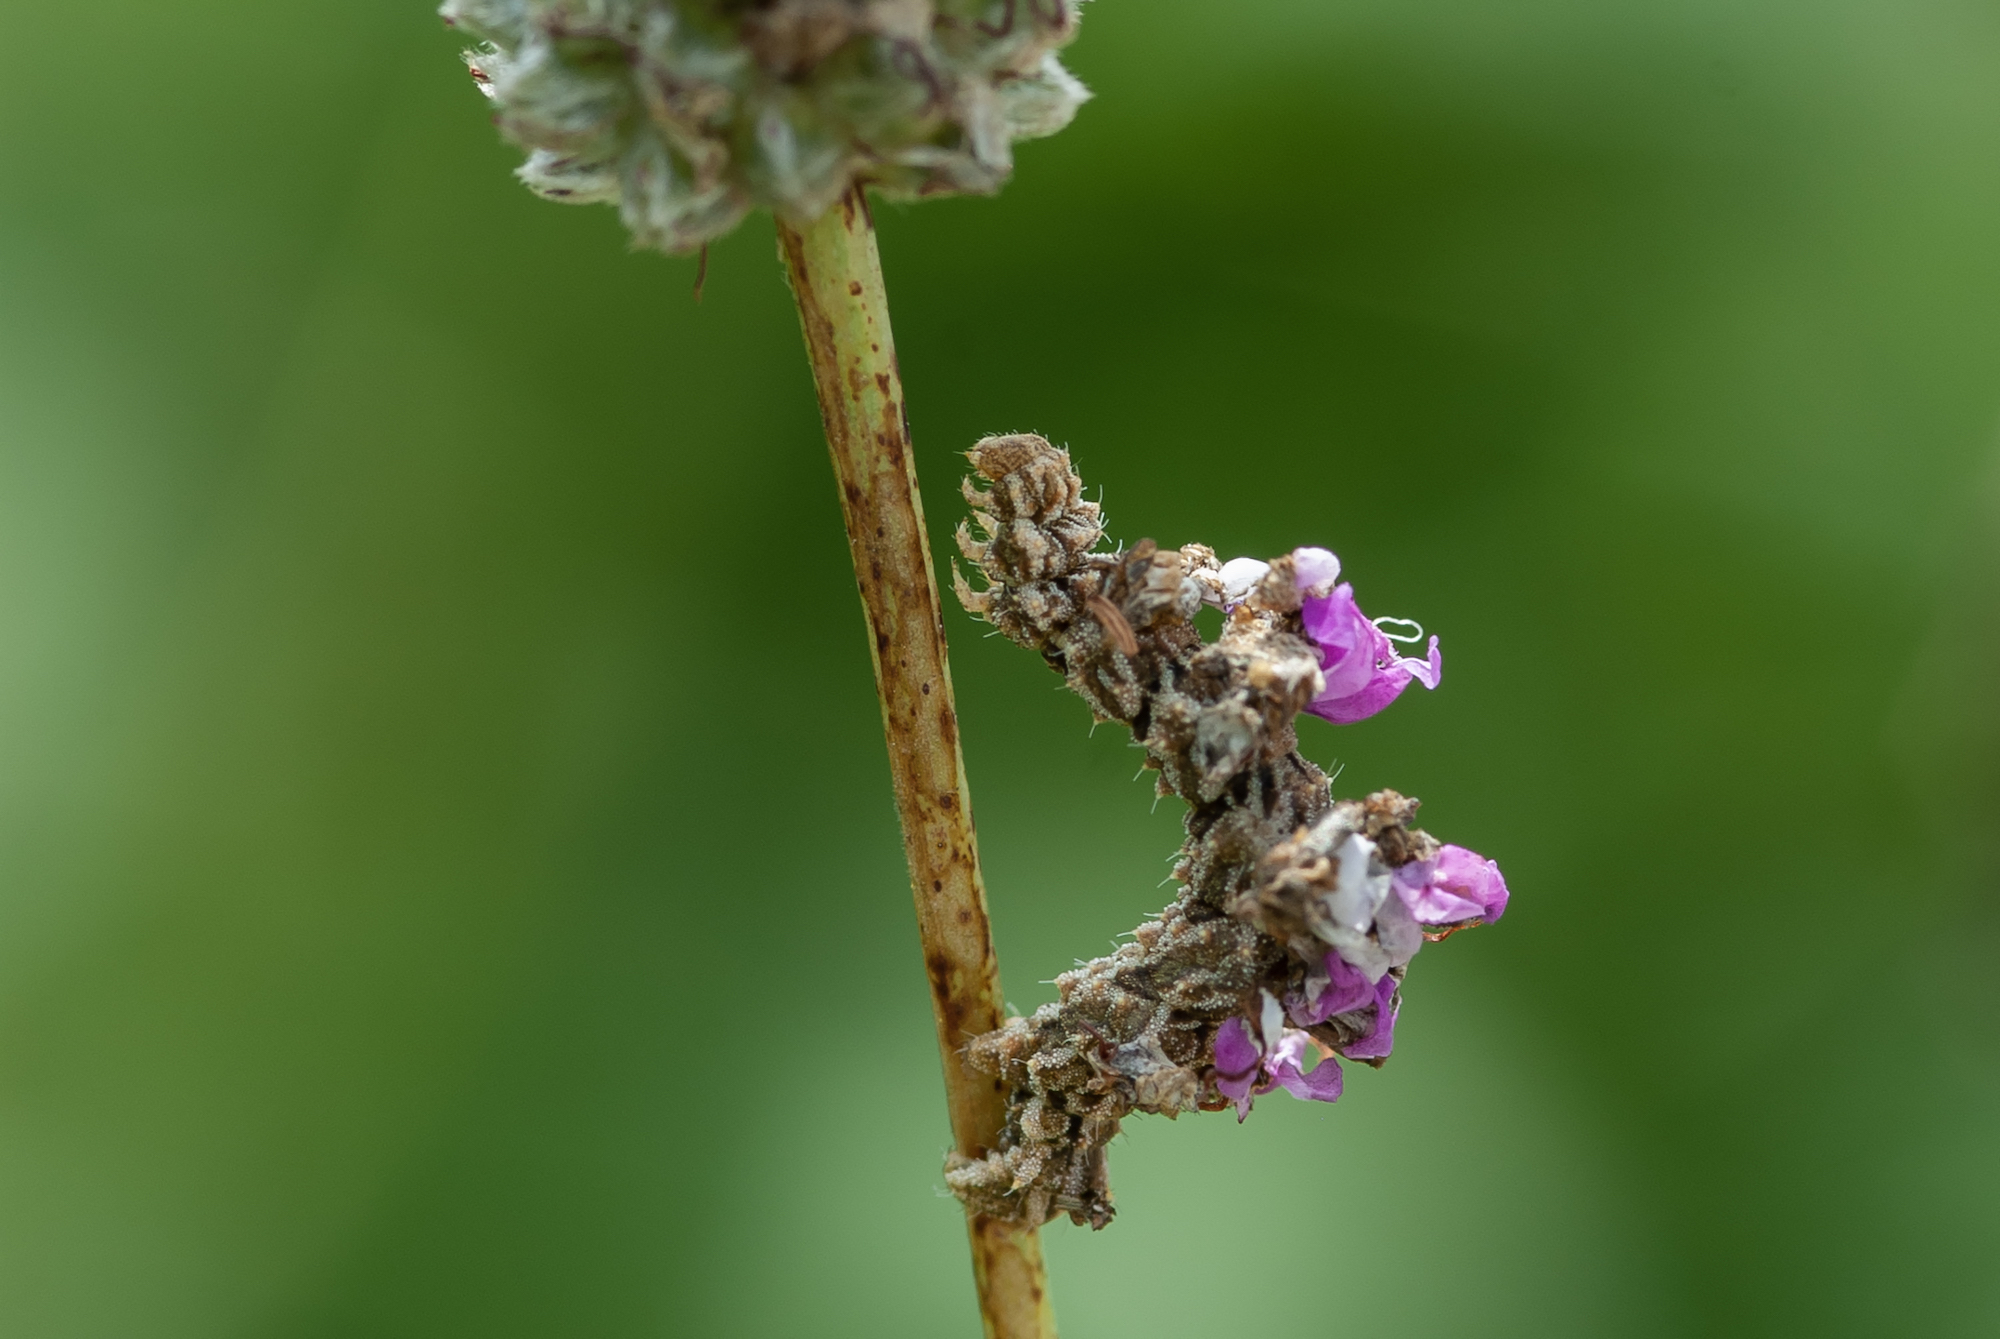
xmin=443 ymin=0 xmax=1090 ymax=253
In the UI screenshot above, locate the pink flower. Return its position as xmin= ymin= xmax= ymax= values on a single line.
xmin=1214 ymin=993 xmax=1345 ymax=1120
xmin=1393 ymin=844 xmax=1510 ymax=927
xmin=1338 ymin=973 xmax=1400 ymax=1062
xmin=1299 ymin=582 xmax=1441 ymax=725
xmin=1286 ymin=953 xmax=1402 ymax=1061
xmin=1276 ymin=838 xmax=1509 ymax=1068
xmin=1286 ymin=951 xmax=1376 ymax=1026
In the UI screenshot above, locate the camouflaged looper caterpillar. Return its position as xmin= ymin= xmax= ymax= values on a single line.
xmin=441 ymin=0 xmax=1089 ymax=253
xmin=945 ymin=434 xmax=1509 ymax=1230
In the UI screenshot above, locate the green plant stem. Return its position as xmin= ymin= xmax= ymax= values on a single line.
xmin=776 ymin=189 xmax=1055 ymax=1339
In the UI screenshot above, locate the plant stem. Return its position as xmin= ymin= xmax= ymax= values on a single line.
xmin=776 ymin=189 xmax=1056 ymax=1339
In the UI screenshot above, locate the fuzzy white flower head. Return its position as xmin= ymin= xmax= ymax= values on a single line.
xmin=443 ymin=0 xmax=1091 ymax=254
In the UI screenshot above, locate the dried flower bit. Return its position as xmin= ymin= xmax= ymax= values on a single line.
xmin=951 ymin=561 xmax=993 ymax=617
xmin=1211 ymin=556 xmax=1270 ymax=608
xmin=1084 ymin=593 xmax=1138 ymax=656
xmin=1182 ymin=543 xmax=1227 ymax=607
xmin=440 ymin=0 xmax=1091 ymax=254
xmin=1213 ymin=1009 xmax=1345 ymax=1121
xmin=952 ymin=516 xmax=988 ymax=563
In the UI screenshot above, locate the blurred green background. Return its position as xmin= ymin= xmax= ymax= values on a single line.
xmin=2 ymin=0 xmax=1997 ymax=1334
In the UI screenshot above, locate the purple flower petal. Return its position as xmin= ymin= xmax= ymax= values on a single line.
xmin=1291 ymin=546 xmax=1342 ymax=597
xmin=1288 ymin=951 xmax=1376 ymax=1025
xmin=1437 ymin=843 xmax=1509 ymax=923
xmin=1403 ymin=636 xmax=1442 ymax=690
xmin=1273 ymin=1051 xmax=1345 ymax=1103
xmin=1307 ymin=670 xmax=1412 ymax=725
xmin=1394 ymin=843 xmax=1510 ymax=926
xmin=1393 ymin=860 xmax=1481 ymax=926
xmin=1370 ymin=885 xmax=1425 ymax=975
xmin=1299 ymin=590 xmax=1442 ymax=725
xmin=1213 ymin=1016 xmax=1261 ymax=1120
xmin=1339 ymin=974 xmax=1400 ymax=1061
xmin=1214 ymin=1015 xmax=1260 ymax=1077
xmin=1262 ymin=1027 xmax=1345 ymax=1104
xmin=1267 ymin=1028 xmax=1311 ymax=1074
xmin=1300 ymin=585 xmax=1380 ymax=701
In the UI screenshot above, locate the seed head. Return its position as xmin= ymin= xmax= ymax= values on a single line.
xmin=442 ymin=0 xmax=1090 ymax=253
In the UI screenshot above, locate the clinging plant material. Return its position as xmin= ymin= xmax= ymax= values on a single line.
xmin=946 ymin=434 xmax=1508 ymax=1229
